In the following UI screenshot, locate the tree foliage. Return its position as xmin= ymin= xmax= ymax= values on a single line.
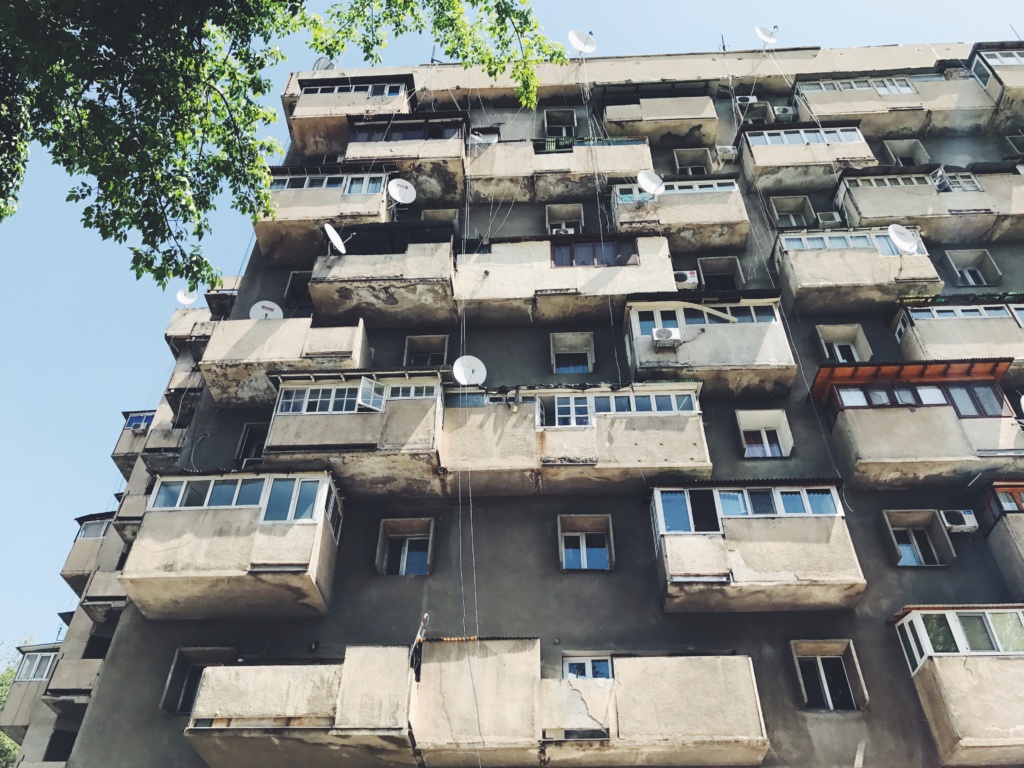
xmin=0 ymin=0 xmax=564 ymax=288
xmin=0 ymin=663 xmax=16 ymax=768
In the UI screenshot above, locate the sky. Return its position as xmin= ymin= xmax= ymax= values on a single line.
xmin=0 ymin=0 xmax=1022 ymax=651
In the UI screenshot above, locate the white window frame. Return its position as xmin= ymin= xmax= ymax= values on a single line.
xmin=78 ymin=520 xmax=111 ymax=539
xmin=553 ymin=395 xmax=590 ymax=427
xmin=630 ymin=303 xmax=779 ymax=337
xmin=824 ymin=341 xmax=860 ymax=363
xmin=781 ymin=230 xmax=922 ymax=257
xmin=276 ymin=377 xmax=388 ymax=414
xmin=896 ymin=609 xmax=1024 ymax=675
xmin=777 ymin=211 xmax=806 ymax=227
xmin=797 ymin=79 xmax=873 ymax=94
xmin=906 ymin=305 xmax=1011 ymax=321
xmin=614 ymin=179 xmax=736 ymax=203
xmin=891 ymin=526 xmax=940 ymax=566
xmin=747 ymin=127 xmax=863 ymax=147
xmin=258 ymin=477 xmax=325 ymax=524
xmin=591 ymin=391 xmax=696 ymax=415
xmin=269 ymin=173 xmax=387 ymax=194
xmin=386 ymin=384 xmax=438 ymax=399
xmin=872 ymin=77 xmax=915 ymax=95
xmin=981 ymin=50 xmax=1024 ymax=66
xmin=561 ymin=531 xmax=611 ymax=570
xmin=384 ymin=535 xmax=431 ymax=576
xmin=562 ymin=656 xmax=613 ymax=679
xmin=300 ymin=82 xmax=404 ymax=96
xmin=845 ymin=175 xmax=931 ymax=188
xmin=945 ymin=172 xmax=983 ymax=192
xmin=15 ymin=652 xmax=57 ymax=681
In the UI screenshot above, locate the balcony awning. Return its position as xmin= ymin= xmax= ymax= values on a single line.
xmin=810 ymin=358 xmax=1013 ymax=404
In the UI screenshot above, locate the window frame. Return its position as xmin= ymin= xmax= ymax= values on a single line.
xmin=549 ymin=237 xmax=639 ymax=268
xmin=651 ymin=486 xmax=842 ymax=536
xmin=791 ymin=639 xmax=867 ymax=712
xmin=897 ymin=609 xmax=1024 ymax=674
xmin=558 ymin=515 xmax=614 ymax=571
xmin=376 ymin=518 xmax=435 ymax=576
xmin=15 ymin=651 xmax=57 ymax=682
xmin=562 ymin=656 xmax=614 ymax=679
xmin=78 ymin=519 xmax=111 ymax=540
xmin=830 ymin=380 xmax=1007 ymax=419
xmin=747 ymin=126 xmax=864 ymax=147
xmin=781 ymin=230 xmax=922 ymax=257
xmin=269 ymin=172 xmax=387 ymax=194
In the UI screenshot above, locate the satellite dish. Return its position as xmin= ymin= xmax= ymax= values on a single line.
xmin=312 ymin=57 xmax=335 ymax=71
xmin=452 ymin=355 xmax=487 ymax=386
xmin=387 ymin=178 xmax=417 ymax=205
xmin=755 ymin=26 xmax=778 ymax=45
xmin=637 ymin=170 xmax=666 ymax=196
xmin=324 ymin=223 xmax=346 ymax=255
xmin=249 ymin=300 xmax=284 ymax=320
xmin=887 ymin=224 xmax=919 ymax=254
xmin=176 ymin=289 xmax=198 ymax=306
xmin=568 ymin=30 xmax=597 ymax=55
xmin=1019 ymin=393 xmax=1024 ymax=416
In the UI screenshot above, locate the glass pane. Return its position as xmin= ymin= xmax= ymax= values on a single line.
xmin=385 ymin=538 xmax=404 ymax=575
xmin=780 ymin=491 xmax=806 ymax=514
xmin=719 ymin=491 xmax=748 ymax=516
xmin=991 ymin=613 xmax=1024 ymax=651
xmin=614 ymin=395 xmax=632 ymax=412
xmin=573 ymin=242 xmax=595 ymax=266
xmin=923 ymin=613 xmax=959 ymax=653
xmin=634 ymin=396 xmax=652 ymax=412
xmin=346 ymin=177 xmax=365 ymax=194
xmin=895 ymin=386 xmax=917 ymax=405
xmin=208 ymin=480 xmax=238 ymax=507
xmin=807 ymin=489 xmax=838 ymax=516
xmin=660 ymin=310 xmax=679 ymax=329
xmin=181 ymin=481 xmax=210 ymax=507
xmin=948 ymin=385 xmax=979 ymax=417
xmin=765 ymin=429 xmax=783 ymax=457
xmin=744 ymin=430 xmax=767 ymax=458
xmin=637 ymin=310 xmax=655 ymax=335
xmin=754 ymin=305 xmax=776 ymax=322
xmin=654 ymin=395 xmax=673 ymax=411
xmin=366 ymin=177 xmax=384 ymax=194
xmin=236 ymin=478 xmax=264 ymax=506
xmin=912 ymin=528 xmax=939 ymax=565
xmin=683 ymin=307 xmax=706 ymax=325
xmin=959 ymin=614 xmax=997 ymax=651
xmin=894 ymin=529 xmax=922 ymax=566
xmin=973 ymin=384 xmax=1004 ymax=417
xmin=153 ymin=481 xmax=183 ymax=508
xmin=821 ymin=657 xmax=856 ymax=710
xmin=566 ymin=662 xmax=587 ymax=679
xmin=404 ymin=538 xmax=430 ymax=575
xmin=838 ymin=387 xmax=868 ymax=407
xmin=749 ymin=489 xmax=776 ymax=515
xmin=293 ymin=480 xmax=319 ymax=520
xmin=917 ymin=386 xmax=946 ymax=405
xmin=850 ymin=235 xmax=872 ymax=248
xmin=585 ymin=533 xmax=610 ymax=570
xmin=660 ymin=492 xmax=691 ymax=532
xmin=798 ymin=658 xmax=828 ymax=709
xmin=867 ymin=389 xmax=892 ymax=406
xmin=264 ymin=479 xmax=295 ymax=521
xmin=591 ymin=659 xmax=611 ymax=679
xmin=594 ymin=396 xmax=611 ymax=413
xmin=563 ymin=534 xmax=583 ymax=569
xmin=675 ymin=394 xmax=695 ymax=411
xmin=806 ymin=237 xmax=827 ymax=249
xmin=553 ymin=244 xmax=572 ymax=267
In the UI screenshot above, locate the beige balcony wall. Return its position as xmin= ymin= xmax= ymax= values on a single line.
xmin=776 ymin=246 xmax=942 ymax=313
xmin=660 ymin=516 xmax=866 ymax=612
xmin=631 ymin=314 xmax=796 ymax=396
xmin=988 ymin=514 xmax=1024 ymax=601
xmin=914 ymin=655 xmax=1024 ymax=766
xmin=742 ymin=140 xmax=877 ymax=192
xmin=110 ymin=428 xmax=148 ymax=479
xmin=796 ymin=79 xmax=995 ymax=138
xmin=613 ymin=191 xmax=750 ymax=251
xmin=60 ymin=528 xmax=121 ymax=596
xmin=991 ymin=65 xmax=1024 ymax=131
xmin=604 ymin=96 xmax=719 ymax=145
xmin=201 ymin=319 xmax=371 ymax=407
xmin=0 ymin=679 xmax=48 ymax=743
xmin=901 ymin=318 xmax=1024 ymax=381
xmin=80 ymin=569 xmax=128 ymax=623
xmin=310 ymin=242 xmax=456 ymax=325
xmin=165 ymin=307 xmax=213 ymax=350
xmin=344 ymin=136 xmax=464 ymax=201
xmin=120 ymin=506 xmax=331 ymax=619
xmin=289 ymin=90 xmax=411 ymax=156
xmin=46 ymin=658 xmax=101 ymax=694
xmin=843 ymin=176 xmax=1024 ymax=243
xmin=439 ymin=405 xmax=539 ymax=495
xmin=455 ymin=237 xmax=675 ymax=324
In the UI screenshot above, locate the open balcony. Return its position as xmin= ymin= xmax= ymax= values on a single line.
xmin=41 ymin=658 xmax=102 ymax=717
xmin=465 ymin=138 xmax=653 ymax=204
xmin=611 ymin=180 xmax=750 ymax=251
xmin=263 ymin=379 xmax=443 ymax=498
xmin=741 ymin=125 xmax=876 ymax=192
xmin=439 ymin=385 xmax=711 ymax=496
xmin=185 ymin=640 xmax=769 ymax=768
xmin=795 ymin=74 xmax=995 ymax=138
xmin=200 ymin=318 xmax=371 ymax=408
xmin=120 ymin=472 xmax=340 ymax=620
xmin=896 ymin=606 xmax=1024 ymax=766
xmin=604 ymin=96 xmax=719 ymax=145
xmin=626 ymin=299 xmax=797 ymax=396
xmin=651 ymin=486 xmax=866 ymax=612
xmin=841 ymin=172 xmax=1024 ymax=244
xmin=79 ymin=570 xmax=127 ymax=624
xmin=773 ymin=227 xmax=943 ymax=313
xmin=813 ymin=360 xmax=1024 ymax=488
xmin=310 ymin=234 xmax=456 ymax=326
xmin=454 ymin=235 xmax=677 ymax=324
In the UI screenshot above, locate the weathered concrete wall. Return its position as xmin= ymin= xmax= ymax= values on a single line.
xmin=288 ymin=90 xmax=410 ymax=156
xmin=194 ymin=664 xmax=341 ymax=721
xmin=47 ymin=658 xmax=102 ymax=694
xmin=743 ymin=140 xmax=877 ymax=192
xmin=0 ymin=680 xmax=47 ymax=742
xmin=914 ymin=655 xmax=1024 ymax=766
xmin=613 ymin=190 xmax=750 ymax=252
xmin=61 ymin=524 xmax=122 ymax=596
xmin=901 ymin=317 xmax=1024 ymax=370
xmin=988 ymin=514 xmax=1024 ymax=601
xmin=604 ymin=96 xmax=719 ymax=146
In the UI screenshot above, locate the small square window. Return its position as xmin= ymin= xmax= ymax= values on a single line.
xmin=562 ymin=656 xmax=613 ymax=679
xmin=544 ymin=109 xmax=577 ymax=138
xmin=405 ymin=335 xmax=449 ymax=367
xmin=946 ymin=249 xmax=1001 ymax=288
xmin=883 ymin=510 xmax=956 ymax=567
xmin=550 ymin=333 xmax=595 ymax=375
xmin=791 ymin=640 xmax=868 ymax=712
xmin=558 ymin=515 xmax=614 ymax=571
xmin=736 ymin=410 xmax=793 ymax=458
xmin=817 ymin=324 xmax=871 ymax=363
xmin=376 ymin=518 xmax=435 ymax=576
xmin=698 ymin=256 xmax=744 ymax=291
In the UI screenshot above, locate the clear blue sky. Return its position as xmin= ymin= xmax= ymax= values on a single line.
xmin=0 ymin=0 xmax=1020 ymax=649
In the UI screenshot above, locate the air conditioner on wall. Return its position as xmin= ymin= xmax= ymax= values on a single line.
xmin=675 ymin=270 xmax=699 ymax=289
xmin=551 ymin=228 xmax=575 ymax=235
xmin=130 ymin=423 xmax=148 ymax=435
xmin=774 ymin=105 xmax=797 ymax=121
xmin=735 ymin=95 xmax=760 ymax=106
xmin=940 ymin=509 xmax=979 ymax=534
xmin=716 ymin=146 xmax=739 ymax=162
xmin=652 ymin=327 xmax=684 ymax=349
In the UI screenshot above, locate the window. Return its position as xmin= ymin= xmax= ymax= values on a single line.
xmin=550 ymin=333 xmax=594 ymax=374
xmin=236 ymin=422 xmax=268 ymax=467
xmin=349 ymin=120 xmax=462 ymax=142
xmin=673 ymin=148 xmax=712 ymax=175
xmin=652 ymin=489 xmax=722 ymax=534
xmin=872 ymin=77 xmax=915 ymax=95
xmin=269 ymin=173 xmax=386 ymax=193
xmin=300 ymin=81 xmax=404 ymax=96
xmin=78 ymin=519 xmax=111 ymax=539
xmin=16 ymin=651 xmax=57 ymax=681
xmin=845 ymin=174 xmax=931 ymax=189
xmin=614 ymin=180 xmax=736 ymax=202
xmin=160 ymin=647 xmax=236 ymax=714
xmin=42 ymin=730 xmax=78 ymax=762
xmin=123 ymin=411 xmax=154 ymax=430
xmin=946 ymin=250 xmax=1001 ymax=287
xmin=653 ymin=487 xmax=841 ymax=530
xmin=736 ymin=410 xmax=793 ymax=458
xmin=405 ymin=335 xmax=448 ymax=367
xmin=545 ymin=108 xmax=577 ymax=138
xmin=376 ymin=518 xmax=434 ymax=576
xmin=592 ymin=391 xmax=696 ymax=415
xmin=387 ymin=384 xmax=437 ymax=399
xmin=897 ymin=609 xmax=1024 ymax=674
xmin=883 ymin=510 xmax=955 ymax=567
xmin=943 ymin=172 xmax=983 ymax=192
xmin=797 ymin=78 xmax=873 ymax=93
xmin=791 ymin=640 xmax=866 ymax=711
xmin=538 ymin=390 xmax=696 ymax=427
xmin=817 ymin=324 xmax=871 ymax=363
xmin=973 ymin=56 xmax=993 ymax=87
xmin=550 ymin=238 xmax=638 ymax=267
xmin=981 ymin=50 xmax=1024 ymax=66
xmin=904 ymin=304 xmax=1011 ymax=321
xmin=558 ymin=515 xmax=613 ymax=571
xmin=276 ymin=377 xmax=387 ymax=414
xmin=747 ymin=127 xmax=864 ymax=146
xmin=546 ymin=203 xmax=585 ymax=234
xmin=563 ymin=657 xmax=612 ymax=679
xmin=825 ymin=342 xmax=859 ymax=362
xmin=830 ymin=380 xmax=1006 ymax=418
xmin=697 ymin=256 xmax=744 ymax=291
xmin=781 ymin=230 xmax=921 ymax=256
xmin=262 ymin=478 xmax=320 ymax=522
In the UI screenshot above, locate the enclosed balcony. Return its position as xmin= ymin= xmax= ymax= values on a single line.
xmin=895 ymin=606 xmax=1024 ymax=766
xmin=651 ymin=486 xmax=865 ymax=612
xmin=138 ymin=399 xmax=188 ymax=473
xmin=200 ymin=318 xmax=371 ymax=407
xmin=969 ymin=48 xmax=1024 ymax=132
xmin=773 ymin=227 xmax=943 ymax=313
xmin=110 ymin=411 xmax=153 ymax=479
xmin=282 ymin=73 xmax=413 ymax=156
xmin=120 ymin=472 xmax=341 ymax=620
xmin=611 ymin=179 xmax=750 ymax=251
xmin=309 ymin=231 xmax=457 ymax=326
xmin=185 ymin=640 xmax=769 ymax=768
xmin=439 ymin=385 xmax=711 ymax=496
xmin=603 ymin=96 xmax=719 ymax=145
xmin=454 ymin=235 xmax=677 ymax=324
xmin=263 ymin=379 xmax=443 ymax=498
xmin=60 ymin=513 xmax=115 ymax=596
xmin=41 ymin=658 xmax=102 ymax=717
xmin=841 ymin=172 xmax=1024 ymax=244
xmin=0 ymin=643 xmax=59 ymax=743
xmin=465 ymin=138 xmax=653 ymax=204
xmin=812 ymin=360 xmax=1024 ymax=488
xmin=795 ymin=73 xmax=995 ymax=138
xmin=741 ymin=125 xmax=876 ymax=192
xmin=979 ymin=483 xmax=1024 ymax=601
xmin=255 ymin=168 xmax=391 ymax=267
xmin=626 ymin=298 xmax=797 ymax=396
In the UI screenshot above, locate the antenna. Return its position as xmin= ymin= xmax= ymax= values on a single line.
xmin=387 ymin=178 xmax=418 ymax=205
xmin=312 ymin=57 xmax=335 ymax=71
xmin=887 ymin=224 xmax=919 ymax=255
xmin=452 ymin=355 xmax=487 ymax=386
xmin=176 ymin=289 xmax=198 ymax=306
xmin=637 ymin=170 xmax=666 ymax=196
xmin=755 ymin=26 xmax=778 ymax=46
xmin=568 ymin=29 xmax=597 ymax=55
xmin=323 ymin=223 xmax=347 ymax=255
xmin=249 ymin=300 xmax=284 ymax=320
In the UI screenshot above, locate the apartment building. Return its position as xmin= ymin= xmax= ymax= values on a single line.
xmin=7 ymin=38 xmax=1024 ymax=768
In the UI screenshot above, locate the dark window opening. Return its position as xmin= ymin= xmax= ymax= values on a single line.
xmin=43 ymin=730 xmax=78 ymax=762
xmin=554 ymin=353 xmax=590 ymax=374
xmin=688 ymin=489 xmax=722 ymax=533
xmin=83 ymin=634 xmax=113 ymax=660
xmin=702 ymin=272 xmax=738 ymax=291
xmin=551 ymin=239 xmax=638 ymax=267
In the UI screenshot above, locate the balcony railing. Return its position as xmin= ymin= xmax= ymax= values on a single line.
xmin=533 ymin=136 xmax=647 ymax=154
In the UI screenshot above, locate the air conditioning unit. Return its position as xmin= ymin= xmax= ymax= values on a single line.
xmin=940 ymin=509 xmax=979 ymax=534
xmin=130 ymin=423 xmax=148 ymax=435
xmin=551 ymin=228 xmax=575 ymax=235
xmin=735 ymin=95 xmax=760 ymax=106
xmin=675 ymin=270 xmax=699 ymax=289
xmin=774 ymin=105 xmax=797 ymax=122
xmin=652 ymin=327 xmax=683 ymax=349
xmin=716 ymin=145 xmax=739 ymax=162
xmin=816 ymin=212 xmax=842 ymax=228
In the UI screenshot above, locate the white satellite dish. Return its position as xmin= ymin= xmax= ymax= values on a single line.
xmin=249 ymin=300 xmax=284 ymax=320
xmin=452 ymin=355 xmax=487 ymax=386
xmin=387 ymin=178 xmax=417 ymax=205
xmin=568 ymin=29 xmax=597 ymax=55
xmin=887 ymin=223 xmax=919 ymax=254
xmin=755 ymin=26 xmax=778 ymax=45
xmin=312 ymin=56 xmax=335 ymax=71
xmin=176 ymin=289 xmax=198 ymax=306
xmin=324 ymin=223 xmax=346 ymax=255
xmin=637 ymin=170 xmax=666 ymax=196
xmin=1019 ymin=393 xmax=1024 ymax=416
